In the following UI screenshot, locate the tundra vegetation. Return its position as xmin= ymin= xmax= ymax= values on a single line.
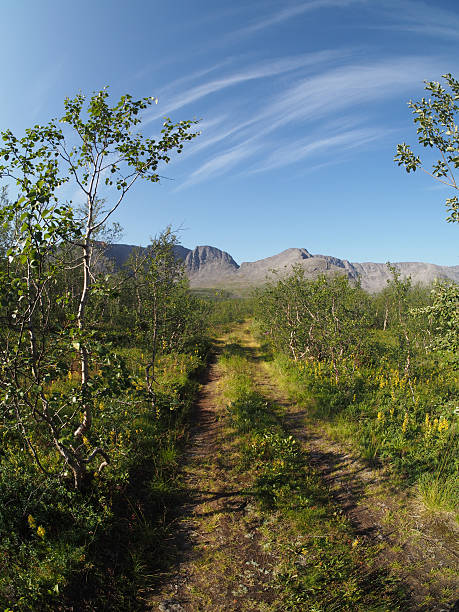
xmin=0 ymin=90 xmax=206 ymax=609
xmin=0 ymin=81 xmax=457 ymax=610
xmin=253 ymin=269 xmax=458 ymax=511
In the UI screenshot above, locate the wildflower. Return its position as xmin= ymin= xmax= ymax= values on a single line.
xmin=377 ymin=411 xmax=383 ymax=421
xmin=27 ymin=514 xmax=36 ymax=529
xmin=401 ymin=412 xmax=409 ymax=434
xmin=438 ymin=417 xmax=449 ymax=433
xmin=36 ymin=526 xmax=45 ymax=538
xmin=352 ymin=538 xmax=359 ymax=548
xmin=424 ymin=414 xmax=433 ymax=439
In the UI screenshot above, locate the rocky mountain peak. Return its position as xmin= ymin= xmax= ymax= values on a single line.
xmin=100 ymin=241 xmax=459 ymax=293
xmin=184 ymin=245 xmax=239 ymax=275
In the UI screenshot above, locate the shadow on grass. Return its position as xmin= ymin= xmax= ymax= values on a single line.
xmin=59 ymin=355 xmax=217 ymax=611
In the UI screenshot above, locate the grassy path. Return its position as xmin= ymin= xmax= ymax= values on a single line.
xmin=147 ymin=326 xmax=458 ymax=611
xmin=147 ymin=344 xmax=280 ymax=611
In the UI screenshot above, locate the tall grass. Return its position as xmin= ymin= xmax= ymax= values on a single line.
xmin=267 ymin=351 xmax=458 ymax=515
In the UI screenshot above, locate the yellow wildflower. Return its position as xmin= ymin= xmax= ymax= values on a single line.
xmin=438 ymin=417 xmax=449 ymax=433
xmin=401 ymin=413 xmax=409 ymax=434
xmin=377 ymin=411 xmax=383 ymax=421
xmin=36 ymin=525 xmax=45 ymax=538
xmin=424 ymin=414 xmax=432 ymax=439
xmin=27 ymin=514 xmax=36 ymax=529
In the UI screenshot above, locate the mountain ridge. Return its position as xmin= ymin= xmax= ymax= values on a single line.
xmin=103 ymin=243 xmax=459 ymax=292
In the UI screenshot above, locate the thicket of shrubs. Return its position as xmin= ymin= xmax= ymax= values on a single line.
xmin=0 ymin=228 xmax=211 ymax=610
xmin=254 ymin=268 xmax=458 ymax=512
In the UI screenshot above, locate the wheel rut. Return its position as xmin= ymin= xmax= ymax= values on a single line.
xmin=147 ymin=332 xmax=458 ymax=611
xmin=255 ymin=363 xmax=459 ymax=612
xmin=146 ymin=355 xmax=279 ymax=612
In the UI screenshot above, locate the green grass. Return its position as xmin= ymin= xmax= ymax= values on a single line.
xmin=418 ymin=473 xmax=459 ymax=514
xmin=267 ymin=350 xmax=459 ymax=515
xmin=217 ymin=337 xmax=409 ymax=611
xmin=0 ymin=346 xmax=205 ymax=611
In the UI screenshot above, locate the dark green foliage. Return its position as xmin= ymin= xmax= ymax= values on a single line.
xmin=415 ymin=281 xmax=459 ymax=365
xmin=0 ymin=342 xmax=205 ymax=610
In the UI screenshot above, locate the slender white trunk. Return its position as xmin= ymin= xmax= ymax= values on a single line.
xmin=74 ymin=196 xmax=93 ymax=440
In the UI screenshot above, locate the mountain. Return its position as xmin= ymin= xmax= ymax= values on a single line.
xmin=102 ymin=243 xmax=459 ymax=292
xmin=236 ymin=248 xmax=359 ymax=287
xmin=349 ymin=261 xmax=459 ymax=291
xmin=185 ymin=245 xmax=239 ymax=278
xmin=103 ymin=243 xmax=191 ymax=268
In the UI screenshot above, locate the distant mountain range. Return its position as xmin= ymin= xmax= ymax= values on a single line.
xmin=104 ymin=243 xmax=459 ymax=293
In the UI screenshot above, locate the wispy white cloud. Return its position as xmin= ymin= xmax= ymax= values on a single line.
xmin=237 ymin=0 xmax=366 ymax=37
xmin=145 ymin=49 xmax=345 ymax=122
xmin=377 ymin=0 xmax=459 ymax=40
xmin=192 ymin=56 xmax=440 ymax=152
xmin=177 ymin=139 xmax=263 ymax=189
xmin=157 ymin=60 xmax=235 ymax=98
xmin=170 ymin=54 xmax=444 ymax=189
xmin=250 ymin=127 xmax=388 ymax=173
xmin=248 ymin=56 xmax=442 ymax=136
xmin=183 ymin=121 xmax=240 ymax=157
xmin=232 ymin=0 xmax=459 ymax=43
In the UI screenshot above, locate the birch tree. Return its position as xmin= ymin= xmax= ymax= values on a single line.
xmin=0 ymin=89 xmax=199 ymax=488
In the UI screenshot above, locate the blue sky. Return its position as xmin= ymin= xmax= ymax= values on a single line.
xmin=1 ymin=0 xmax=458 ymax=265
